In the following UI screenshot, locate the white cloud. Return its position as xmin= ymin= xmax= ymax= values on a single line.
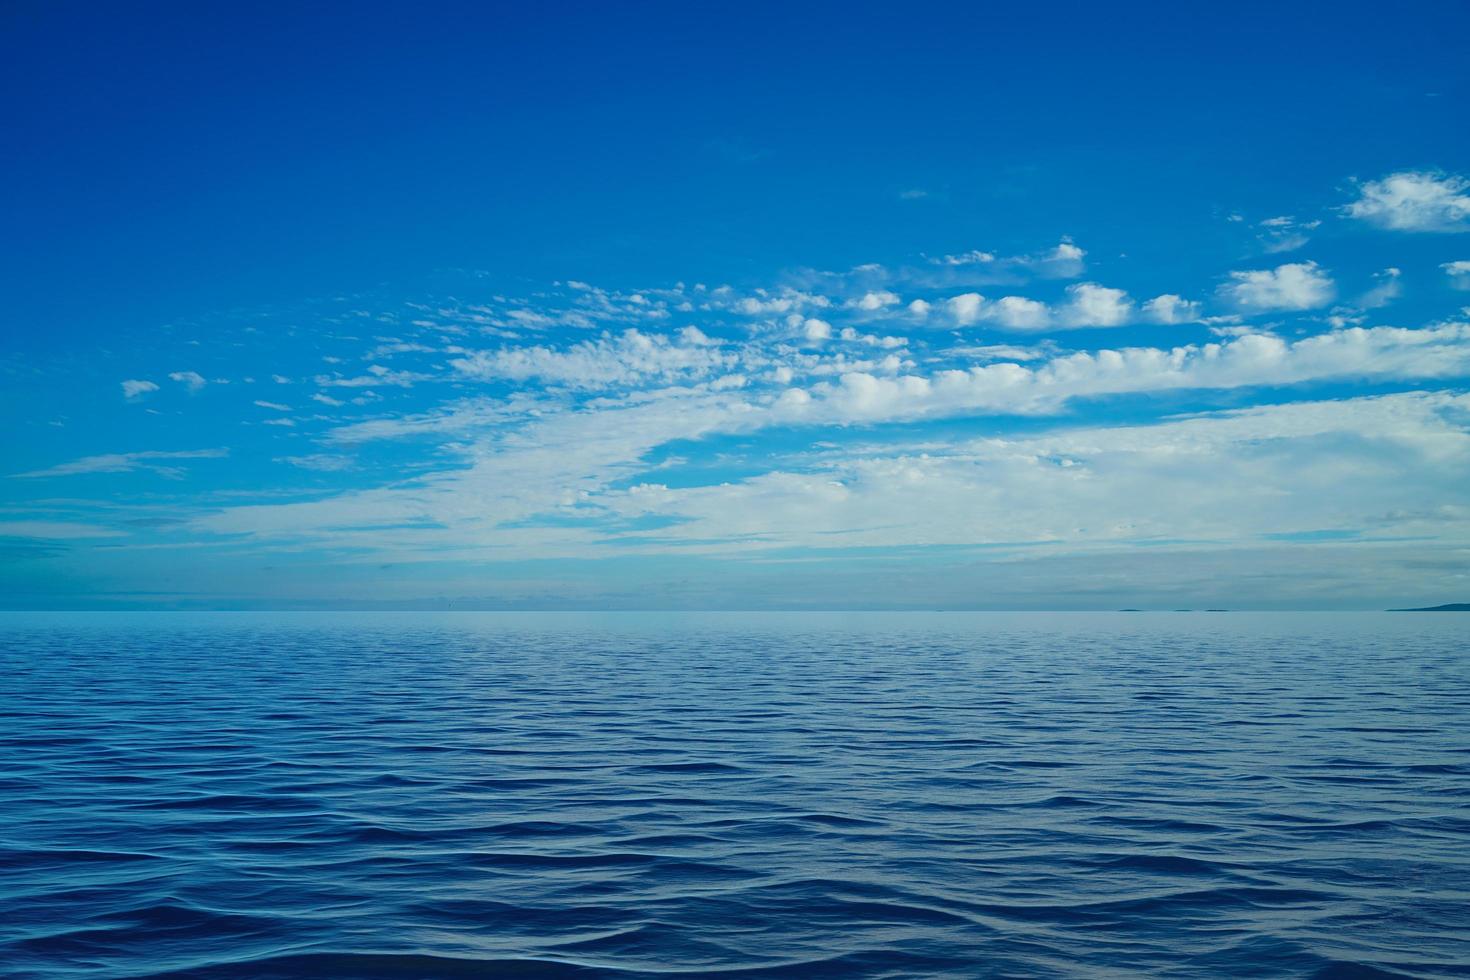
xmin=449 ymin=329 xmax=735 ymax=390
xmin=794 ymin=322 xmax=1470 ymax=424
xmin=13 ymin=449 xmax=228 ymax=480
xmin=254 ymin=400 xmax=292 ymax=411
xmin=930 ymin=249 xmax=995 ymax=266
xmin=596 ymin=391 xmax=1470 ymax=556
xmin=0 ymin=521 xmax=125 ymax=539
xmin=322 ymin=396 xmax=539 ymax=445
xmin=907 ymin=299 xmax=931 ymax=318
xmin=121 ymin=379 xmax=159 ymax=399
xmin=1256 ymin=216 xmax=1320 ymax=254
xmin=1142 ymin=294 xmax=1202 ymax=324
xmin=1023 ymin=240 xmax=1086 ymax=278
xmin=1059 ymin=283 xmax=1133 ymax=327
xmin=988 ymin=296 xmax=1052 ymax=330
xmin=1443 ymin=260 xmax=1470 ymax=290
xmin=315 ymin=366 xmax=431 ymax=388
xmin=947 ymin=292 xmax=985 ymax=325
xmin=678 ymin=325 xmax=716 ymax=346
xmin=850 ymin=290 xmax=901 ymax=311
xmin=1051 ymin=242 xmax=1085 ymax=262
xmin=1222 ymin=261 xmax=1335 ymax=311
xmin=169 ymin=371 xmax=208 ymax=392
xmin=1344 ymin=171 xmax=1470 ymax=232
xmin=838 ymin=327 xmax=906 ymax=349
xmin=803 ymin=318 xmax=833 ymax=342
xmin=1358 ymin=267 xmax=1403 ymax=309
xmin=180 ymin=317 xmax=1470 ymax=579
xmin=733 ymin=289 xmax=830 ymax=316
xmin=277 ymin=454 xmax=356 ymax=472
xmin=945 ymin=343 xmax=1051 ymax=362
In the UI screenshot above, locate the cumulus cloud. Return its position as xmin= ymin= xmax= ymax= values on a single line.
xmin=678 ymin=325 xmax=717 ymax=346
xmin=942 ymin=285 xmax=1196 ymax=332
xmin=988 ymin=296 xmax=1051 ymax=330
xmin=947 ymin=292 xmax=985 ymax=326
xmin=1059 ymin=283 xmax=1133 ymax=327
xmin=1142 ymin=294 xmax=1202 ymax=324
xmin=1344 ymin=171 xmax=1470 ymax=232
xmin=121 ymin=379 xmax=159 ymax=399
xmin=803 ymin=318 xmax=833 ymax=343
xmin=1026 ymin=240 xmax=1087 ymax=278
xmin=1221 ymin=261 xmax=1335 ymax=311
xmin=850 ymin=290 xmax=901 ymax=311
xmin=837 ymin=327 xmax=905 ymax=348
xmin=13 ymin=449 xmax=228 ymax=480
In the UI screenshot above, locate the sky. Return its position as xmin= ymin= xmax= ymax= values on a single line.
xmin=3 ymin=1 xmax=1470 ymax=610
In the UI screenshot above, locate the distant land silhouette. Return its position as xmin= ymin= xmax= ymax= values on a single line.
xmin=1115 ymin=608 xmax=1230 ymax=612
xmin=1389 ymin=603 xmax=1470 ymax=612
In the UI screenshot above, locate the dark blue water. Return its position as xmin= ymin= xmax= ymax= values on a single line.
xmin=2 ymin=612 xmax=1468 ymax=978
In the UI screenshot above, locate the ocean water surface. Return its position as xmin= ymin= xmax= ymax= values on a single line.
xmin=1 ymin=611 xmax=1467 ymax=978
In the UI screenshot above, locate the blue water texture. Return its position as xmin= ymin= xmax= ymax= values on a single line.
xmin=2 ymin=612 xmax=1467 ymax=978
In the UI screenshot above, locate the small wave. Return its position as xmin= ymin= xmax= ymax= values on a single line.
xmin=0 ymin=846 xmax=162 ymax=870
xmin=626 ymin=762 xmax=747 ymax=774
xmin=1093 ymin=853 xmax=1227 ymax=875
xmin=146 ymin=952 xmax=603 ymax=978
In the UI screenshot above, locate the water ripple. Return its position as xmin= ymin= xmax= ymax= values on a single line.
xmin=1 ymin=611 xmax=1467 ymax=978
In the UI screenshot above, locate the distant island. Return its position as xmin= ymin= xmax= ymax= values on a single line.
xmin=1389 ymin=603 xmax=1470 ymax=612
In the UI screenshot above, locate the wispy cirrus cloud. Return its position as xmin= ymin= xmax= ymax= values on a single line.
xmin=169 ymin=371 xmax=208 ymax=392
xmin=1256 ymin=215 xmax=1321 ymax=254
xmin=1443 ymin=260 xmax=1470 ymax=290
xmin=0 ymin=520 xmax=126 ymax=539
xmin=12 ymin=449 xmax=228 ymax=480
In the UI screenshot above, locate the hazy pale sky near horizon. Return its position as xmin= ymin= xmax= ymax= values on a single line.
xmin=3 ymin=2 xmax=1470 ymax=609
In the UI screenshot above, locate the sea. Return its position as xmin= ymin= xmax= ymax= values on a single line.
xmin=1 ymin=611 xmax=1467 ymax=979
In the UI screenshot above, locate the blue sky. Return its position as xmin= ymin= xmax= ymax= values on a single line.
xmin=4 ymin=2 xmax=1470 ymax=609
